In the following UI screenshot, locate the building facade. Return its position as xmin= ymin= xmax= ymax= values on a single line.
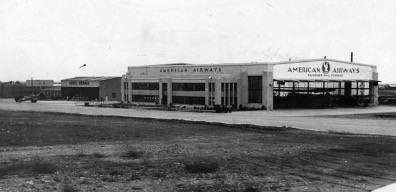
xmin=61 ymin=77 xmax=121 ymax=101
xmin=0 ymin=84 xmax=42 ymax=98
xmin=121 ymin=58 xmax=379 ymax=110
xmin=26 ymin=80 xmax=54 ymax=87
xmin=41 ymin=86 xmax=62 ymax=99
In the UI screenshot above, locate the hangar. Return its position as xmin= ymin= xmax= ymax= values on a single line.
xmin=61 ymin=77 xmax=121 ymax=101
xmin=121 ymin=58 xmax=379 ymax=110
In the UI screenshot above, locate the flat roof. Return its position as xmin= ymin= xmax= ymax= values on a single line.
xmin=61 ymin=76 xmax=120 ymax=81
xmin=42 ymin=86 xmax=61 ymax=91
xmin=128 ymin=58 xmax=376 ymax=69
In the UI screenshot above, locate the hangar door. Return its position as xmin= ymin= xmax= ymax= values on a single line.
xmin=61 ymin=87 xmax=99 ymax=101
xmin=273 ymin=80 xmax=371 ymax=109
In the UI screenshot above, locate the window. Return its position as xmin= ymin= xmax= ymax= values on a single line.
xmin=132 ymin=95 xmax=159 ymax=102
xmin=221 ymin=82 xmax=237 ymax=106
xmin=132 ymin=83 xmax=159 ymax=90
xmin=172 ymin=96 xmax=205 ymax=105
xmin=209 ymin=83 xmax=215 ymax=105
xmin=209 ymin=83 xmax=215 ymax=92
xmin=352 ymin=82 xmax=370 ymax=96
xmin=111 ymin=93 xmax=116 ymax=98
xmin=248 ymin=76 xmax=262 ymax=103
xmin=172 ymin=83 xmax=205 ymax=91
xmin=162 ymin=83 xmax=167 ymax=92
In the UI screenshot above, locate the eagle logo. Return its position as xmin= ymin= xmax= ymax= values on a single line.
xmin=322 ymin=61 xmax=330 ymax=74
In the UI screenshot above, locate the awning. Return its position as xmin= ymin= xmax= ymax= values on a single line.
xmin=274 ymin=79 xmax=380 ymax=83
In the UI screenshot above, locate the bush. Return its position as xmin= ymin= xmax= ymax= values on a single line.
xmin=121 ymin=149 xmax=143 ymax=159
xmin=184 ymin=159 xmax=219 ymax=174
xmin=93 ymin=152 xmax=106 ymax=158
xmin=31 ymin=161 xmax=57 ymax=174
xmin=244 ymin=186 xmax=259 ymax=192
xmin=0 ymin=157 xmax=57 ymax=177
xmin=76 ymin=152 xmax=86 ymax=158
xmin=109 ymin=169 xmax=123 ymax=176
xmin=62 ymin=184 xmax=79 ymax=192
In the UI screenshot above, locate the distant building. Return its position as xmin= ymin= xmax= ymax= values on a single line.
xmin=41 ymin=86 xmax=62 ymax=99
xmin=61 ymin=77 xmax=121 ymax=101
xmin=379 ymin=84 xmax=396 ymax=104
xmin=26 ymin=80 xmax=54 ymax=87
xmin=0 ymin=84 xmax=42 ymax=98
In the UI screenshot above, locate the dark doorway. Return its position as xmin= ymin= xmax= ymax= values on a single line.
xmin=61 ymin=87 xmax=99 ymax=101
xmin=162 ymin=83 xmax=167 ymax=105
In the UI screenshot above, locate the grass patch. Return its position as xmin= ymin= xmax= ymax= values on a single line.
xmin=184 ymin=158 xmax=220 ymax=174
xmin=76 ymin=151 xmax=86 ymax=158
xmin=93 ymin=152 xmax=106 ymax=158
xmin=62 ymin=184 xmax=79 ymax=192
xmin=244 ymin=186 xmax=259 ymax=192
xmin=31 ymin=161 xmax=57 ymax=174
xmin=0 ymin=157 xmax=57 ymax=178
xmin=121 ymin=149 xmax=144 ymax=159
xmin=109 ymin=169 xmax=123 ymax=176
xmin=102 ymin=176 xmax=116 ymax=182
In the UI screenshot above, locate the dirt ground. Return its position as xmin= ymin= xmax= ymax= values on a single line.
xmin=0 ymin=111 xmax=396 ymax=192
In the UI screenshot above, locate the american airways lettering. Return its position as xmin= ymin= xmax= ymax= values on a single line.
xmin=287 ymin=62 xmax=360 ymax=78
xmin=287 ymin=67 xmax=360 ymax=77
xmin=273 ymin=61 xmax=373 ymax=80
xmin=159 ymin=67 xmax=222 ymax=73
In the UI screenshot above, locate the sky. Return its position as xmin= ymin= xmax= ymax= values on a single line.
xmin=1 ymin=0 xmax=395 ymax=83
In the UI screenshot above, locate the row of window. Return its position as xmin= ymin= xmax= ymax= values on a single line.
xmin=274 ymin=81 xmax=371 ymax=97
xmin=129 ymin=78 xmax=260 ymax=104
xmin=131 ymin=94 xmax=205 ymax=105
xmin=172 ymin=83 xmax=205 ymax=91
xmin=221 ymin=83 xmax=237 ymax=106
xmin=132 ymin=83 xmax=159 ymax=90
xmin=172 ymin=96 xmax=205 ymax=105
xmin=132 ymin=95 xmax=159 ymax=102
xmin=130 ymin=82 xmax=206 ymax=91
xmin=275 ymin=81 xmax=370 ymax=89
xmin=126 ymin=79 xmax=372 ymax=104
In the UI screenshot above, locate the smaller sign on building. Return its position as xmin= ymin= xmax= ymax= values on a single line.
xmin=61 ymin=80 xmax=99 ymax=87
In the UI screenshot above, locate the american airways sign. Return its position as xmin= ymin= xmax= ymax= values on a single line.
xmin=159 ymin=67 xmax=222 ymax=73
xmin=273 ymin=61 xmax=373 ymax=80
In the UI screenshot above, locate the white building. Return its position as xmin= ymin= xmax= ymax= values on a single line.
xmin=121 ymin=58 xmax=379 ymax=110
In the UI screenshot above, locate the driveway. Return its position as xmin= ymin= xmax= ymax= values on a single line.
xmin=1 ymin=99 xmax=396 ymax=136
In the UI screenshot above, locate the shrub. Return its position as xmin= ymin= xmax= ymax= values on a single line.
xmin=102 ymin=176 xmax=116 ymax=182
xmin=76 ymin=152 xmax=86 ymax=158
xmin=244 ymin=186 xmax=259 ymax=192
xmin=184 ymin=159 xmax=219 ymax=174
xmin=62 ymin=184 xmax=79 ymax=192
xmin=31 ymin=161 xmax=57 ymax=174
xmin=121 ymin=149 xmax=143 ymax=159
xmin=0 ymin=157 xmax=57 ymax=177
xmin=109 ymin=169 xmax=123 ymax=176
xmin=93 ymin=152 xmax=106 ymax=158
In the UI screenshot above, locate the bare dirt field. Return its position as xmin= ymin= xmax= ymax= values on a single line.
xmin=1 ymin=111 xmax=396 ymax=192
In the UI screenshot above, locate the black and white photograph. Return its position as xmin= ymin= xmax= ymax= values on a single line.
xmin=1 ymin=0 xmax=396 ymax=191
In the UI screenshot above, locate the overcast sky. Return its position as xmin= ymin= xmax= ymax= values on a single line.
xmin=1 ymin=0 xmax=395 ymax=83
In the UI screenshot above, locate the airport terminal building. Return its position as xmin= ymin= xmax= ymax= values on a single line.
xmin=121 ymin=58 xmax=379 ymax=110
